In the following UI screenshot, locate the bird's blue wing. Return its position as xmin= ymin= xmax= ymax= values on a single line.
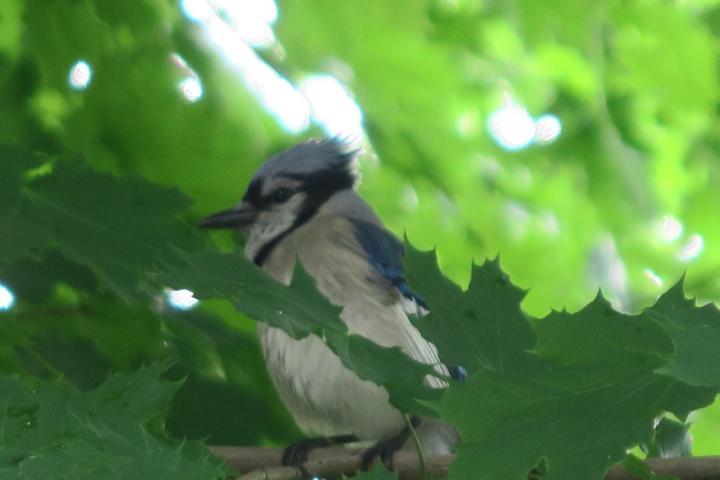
xmin=349 ymin=219 xmax=428 ymax=314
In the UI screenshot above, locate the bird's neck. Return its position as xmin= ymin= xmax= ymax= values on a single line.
xmin=244 ymin=230 xmax=298 ymax=285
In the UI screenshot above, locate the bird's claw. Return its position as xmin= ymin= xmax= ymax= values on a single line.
xmin=359 ymin=433 xmax=407 ymax=471
xmin=282 ymin=438 xmax=329 ymax=466
xmin=282 ymin=434 xmax=359 ymax=466
xmin=360 ymin=416 xmax=422 ymax=471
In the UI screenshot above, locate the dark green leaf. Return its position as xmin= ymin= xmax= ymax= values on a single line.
xmin=0 ymin=365 xmax=227 ymax=479
xmin=0 ymin=146 xmax=205 ymax=301
xmin=0 ymin=250 xmax=98 ymax=302
xmin=648 ymin=281 xmax=720 ymax=387
xmin=161 ymin=249 xmax=439 ymax=413
xmin=406 ymin=246 xmax=535 ymax=375
xmin=406 ymin=250 xmax=716 ymax=480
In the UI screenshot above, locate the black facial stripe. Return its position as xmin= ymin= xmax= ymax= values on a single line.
xmin=298 ymin=168 xmax=355 ymax=196
xmin=243 ymin=178 xmax=264 ymax=205
xmin=279 ymin=172 xmax=307 ymax=181
xmin=252 ymin=226 xmax=294 ymax=266
xmin=252 ymin=168 xmax=355 ymax=266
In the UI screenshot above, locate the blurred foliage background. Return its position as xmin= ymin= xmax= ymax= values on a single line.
xmin=1 ymin=0 xmax=720 ymax=458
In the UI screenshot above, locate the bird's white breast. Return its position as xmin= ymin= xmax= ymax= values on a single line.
xmin=251 ymin=201 xmax=450 ymax=445
xmin=259 ymin=323 xmax=405 ymax=439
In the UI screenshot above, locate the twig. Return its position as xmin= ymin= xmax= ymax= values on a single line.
xmin=210 ymin=446 xmax=452 ymax=479
xmin=209 ymin=446 xmax=720 ymax=480
xmin=404 ymin=414 xmax=427 ymax=480
xmin=606 ymin=457 xmax=720 ymax=480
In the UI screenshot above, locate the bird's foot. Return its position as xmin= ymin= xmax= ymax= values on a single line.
xmin=360 ymin=417 xmax=421 ymax=471
xmin=282 ymin=434 xmax=359 ymax=466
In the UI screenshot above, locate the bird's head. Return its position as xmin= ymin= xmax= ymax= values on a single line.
xmin=200 ymin=138 xmax=359 ymax=265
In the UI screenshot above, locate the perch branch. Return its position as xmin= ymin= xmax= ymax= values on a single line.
xmin=209 ymin=446 xmax=720 ymax=480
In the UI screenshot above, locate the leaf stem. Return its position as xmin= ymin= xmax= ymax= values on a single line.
xmin=23 ymin=344 xmax=79 ymax=392
xmin=405 ymin=414 xmax=427 ymax=480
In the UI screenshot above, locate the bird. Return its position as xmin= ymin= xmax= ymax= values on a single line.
xmin=199 ymin=138 xmax=458 ymax=468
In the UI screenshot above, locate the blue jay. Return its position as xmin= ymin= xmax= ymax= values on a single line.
xmin=200 ymin=139 xmax=458 ymax=468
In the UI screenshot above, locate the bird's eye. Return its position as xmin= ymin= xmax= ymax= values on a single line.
xmin=272 ymin=188 xmax=293 ymax=203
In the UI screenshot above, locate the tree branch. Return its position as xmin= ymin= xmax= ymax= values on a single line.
xmin=209 ymin=446 xmax=720 ymax=480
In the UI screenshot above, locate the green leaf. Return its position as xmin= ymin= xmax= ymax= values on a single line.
xmin=406 ymin=249 xmax=716 ymax=480
xmin=160 ymin=249 xmax=345 ymax=339
xmin=0 ymin=292 xmax=299 ymax=446
xmin=161 ymin=309 xmax=301 ymax=445
xmin=533 ymin=293 xmax=674 ymax=373
xmin=0 ymin=0 xmax=22 ymax=57
xmin=0 ymin=365 xmax=227 ymax=480
xmin=161 ymin=249 xmax=439 ymax=414
xmin=0 ymin=145 xmax=49 ymax=260
xmin=648 ymin=281 xmax=720 ymax=387
xmin=0 ymin=250 xmax=98 ymax=303
xmin=610 ymin=2 xmax=718 ymax=126
xmin=405 ymin=246 xmax=535 ymax=375
xmin=0 ymin=298 xmax=168 ymax=389
xmin=0 ymin=146 xmax=205 ymax=301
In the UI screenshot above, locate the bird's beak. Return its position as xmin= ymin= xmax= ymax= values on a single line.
xmin=199 ymin=203 xmax=257 ymax=229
